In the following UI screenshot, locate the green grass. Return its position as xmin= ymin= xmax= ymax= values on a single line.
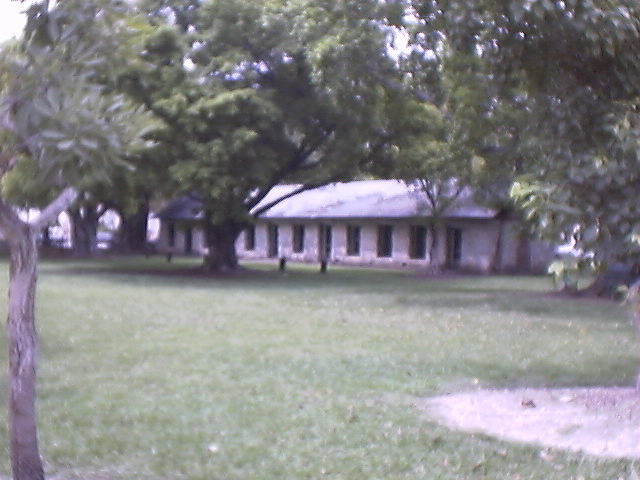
xmin=0 ymin=257 xmax=637 ymax=479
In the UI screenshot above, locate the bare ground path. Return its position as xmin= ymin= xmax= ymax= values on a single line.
xmin=420 ymin=387 xmax=640 ymax=459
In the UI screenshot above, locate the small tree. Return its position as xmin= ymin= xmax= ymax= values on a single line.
xmin=394 ymin=42 xmax=504 ymax=270
xmin=0 ymin=1 xmax=148 ymax=478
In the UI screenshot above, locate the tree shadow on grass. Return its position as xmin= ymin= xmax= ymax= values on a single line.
xmin=38 ymin=257 xmax=533 ymax=286
xmin=450 ymin=356 xmax=638 ymax=392
xmin=35 ymin=258 xmax=625 ymax=311
xmin=38 ymin=258 xmax=409 ymax=292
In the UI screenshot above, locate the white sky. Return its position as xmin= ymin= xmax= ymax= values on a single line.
xmin=0 ymin=1 xmax=31 ymax=43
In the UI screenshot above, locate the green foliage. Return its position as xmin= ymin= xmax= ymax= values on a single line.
xmin=546 ymin=257 xmax=595 ymax=293
xmin=0 ymin=0 xmax=153 ymax=205
xmin=124 ymin=0 xmax=422 ymax=267
xmin=1 ymin=156 xmax=57 ymax=208
xmin=411 ymin=0 xmax=640 ymax=100
xmin=408 ymin=0 xmax=640 ymax=280
xmin=394 ymin=29 xmax=517 ymax=214
xmin=511 ymin=106 xmax=640 ymax=271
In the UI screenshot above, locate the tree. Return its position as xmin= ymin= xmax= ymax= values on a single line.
xmin=494 ymin=0 xmax=640 ymax=290
xmin=511 ymin=110 xmax=640 ymax=293
xmin=393 ymin=22 xmax=523 ymax=270
xmin=62 ymin=164 xmax=155 ymax=256
xmin=409 ymin=0 xmax=640 ymax=288
xmin=0 ymin=1 xmax=148 ymax=478
xmin=391 ymin=97 xmax=468 ymax=270
xmin=123 ymin=0 xmax=420 ymax=271
xmin=2 ymin=6 xmax=156 ymax=258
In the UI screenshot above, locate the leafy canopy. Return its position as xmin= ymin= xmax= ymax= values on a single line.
xmin=1 ymin=0 xmax=152 ymax=205
xmin=409 ymin=0 xmax=640 ymax=277
xmin=125 ymin=0 xmax=421 ymax=225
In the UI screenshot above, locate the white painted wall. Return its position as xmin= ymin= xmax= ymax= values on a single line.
xmin=159 ymin=217 xmax=553 ymax=273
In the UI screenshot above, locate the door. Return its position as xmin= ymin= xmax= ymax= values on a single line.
xmin=184 ymin=227 xmax=193 ymax=254
xmin=446 ymin=226 xmax=462 ymax=268
xmin=318 ymin=224 xmax=332 ymax=261
xmin=267 ymin=224 xmax=279 ymax=258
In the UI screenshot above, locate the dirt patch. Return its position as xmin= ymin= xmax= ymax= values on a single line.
xmin=420 ymin=387 xmax=640 ymax=458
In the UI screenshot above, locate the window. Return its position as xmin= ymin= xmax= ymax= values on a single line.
xmin=446 ymin=226 xmax=462 ymax=267
xmin=377 ymin=224 xmax=393 ymax=257
xmin=244 ymin=225 xmax=256 ymax=251
xmin=346 ymin=225 xmax=361 ymax=256
xmin=267 ymin=224 xmax=279 ymax=258
xmin=292 ymin=224 xmax=305 ymax=253
xmin=167 ymin=223 xmax=176 ymax=248
xmin=409 ymin=225 xmax=427 ymax=259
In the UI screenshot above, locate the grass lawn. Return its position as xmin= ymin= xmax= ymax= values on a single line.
xmin=0 ymin=257 xmax=637 ymax=479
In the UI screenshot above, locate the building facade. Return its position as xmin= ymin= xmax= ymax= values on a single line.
xmin=157 ymin=180 xmax=553 ymax=273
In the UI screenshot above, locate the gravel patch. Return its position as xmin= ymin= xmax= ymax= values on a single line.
xmin=420 ymin=387 xmax=640 ymax=459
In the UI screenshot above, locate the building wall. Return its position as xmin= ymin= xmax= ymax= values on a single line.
xmin=158 ymin=217 xmax=553 ymax=273
xmin=158 ymin=221 xmax=206 ymax=256
xmin=233 ymin=218 xmax=552 ymax=272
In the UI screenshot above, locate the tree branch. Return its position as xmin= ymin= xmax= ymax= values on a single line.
xmin=0 ymin=198 xmax=25 ymax=244
xmin=30 ymin=187 xmax=78 ymax=229
xmin=241 ymin=127 xmax=336 ymax=212
xmin=251 ymin=169 xmax=351 ymax=218
xmin=252 ymin=127 xmax=399 ymax=217
xmin=251 ymin=182 xmax=323 ymax=218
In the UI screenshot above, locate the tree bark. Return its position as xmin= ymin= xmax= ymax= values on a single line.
xmin=119 ymin=202 xmax=149 ymax=253
xmin=68 ymin=206 xmax=99 ymax=256
xmin=203 ymin=221 xmax=242 ymax=272
xmin=6 ymin=225 xmax=44 ymax=480
xmin=0 ymin=188 xmax=77 ymax=480
xmin=579 ymin=269 xmax=631 ymax=298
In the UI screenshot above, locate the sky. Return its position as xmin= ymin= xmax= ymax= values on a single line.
xmin=0 ymin=1 xmax=31 ymax=43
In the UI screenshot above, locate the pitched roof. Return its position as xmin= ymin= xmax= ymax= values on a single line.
xmin=158 ymin=180 xmax=498 ymax=221
xmin=156 ymin=196 xmax=204 ymax=221
xmin=256 ymin=180 xmax=498 ymax=219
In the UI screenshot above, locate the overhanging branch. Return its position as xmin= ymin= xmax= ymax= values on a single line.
xmin=251 ymin=182 xmax=324 ymax=218
xmin=30 ymin=187 xmax=78 ymax=230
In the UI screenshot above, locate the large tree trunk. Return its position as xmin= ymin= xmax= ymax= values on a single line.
xmin=203 ymin=221 xmax=242 ymax=272
xmin=6 ymin=226 xmax=45 ymax=480
xmin=119 ymin=202 xmax=149 ymax=253
xmin=68 ymin=206 xmax=99 ymax=256
xmin=579 ymin=266 xmax=635 ymax=298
